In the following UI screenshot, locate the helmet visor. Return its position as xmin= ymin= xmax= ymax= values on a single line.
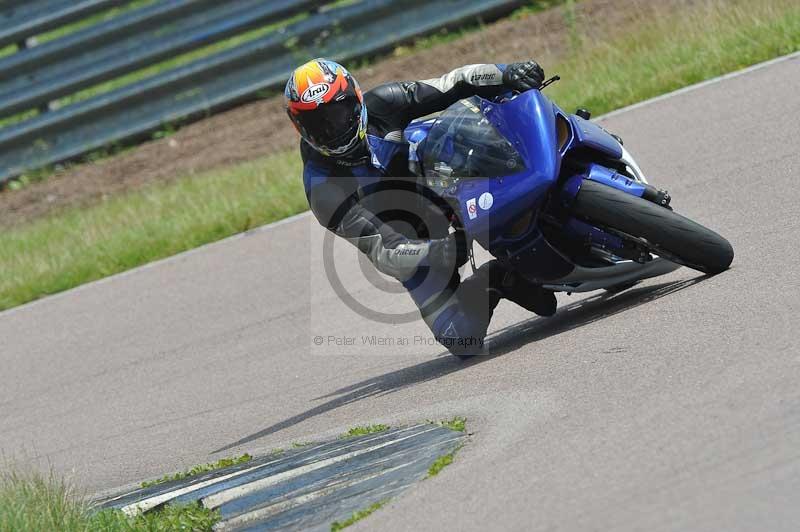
xmin=299 ymin=95 xmax=363 ymax=152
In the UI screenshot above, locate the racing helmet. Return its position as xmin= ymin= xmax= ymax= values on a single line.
xmin=285 ymin=58 xmax=367 ymax=156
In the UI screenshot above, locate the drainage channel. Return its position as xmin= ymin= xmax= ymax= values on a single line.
xmin=97 ymin=424 xmax=465 ymax=531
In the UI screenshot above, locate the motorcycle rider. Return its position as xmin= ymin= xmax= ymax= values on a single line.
xmin=286 ymin=58 xmax=557 ymax=355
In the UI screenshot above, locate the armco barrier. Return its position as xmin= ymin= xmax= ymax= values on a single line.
xmin=0 ymin=0 xmax=319 ymax=118
xmin=0 ymin=0 xmax=525 ymax=183
xmin=0 ymin=0 xmax=129 ymax=48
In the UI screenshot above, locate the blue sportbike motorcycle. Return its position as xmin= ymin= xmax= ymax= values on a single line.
xmin=405 ymin=78 xmax=734 ymax=294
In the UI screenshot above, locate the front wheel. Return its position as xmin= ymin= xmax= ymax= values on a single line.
xmin=571 ymin=180 xmax=734 ymax=274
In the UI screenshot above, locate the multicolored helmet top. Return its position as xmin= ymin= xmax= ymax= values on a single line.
xmin=285 ymin=59 xmax=367 ymax=156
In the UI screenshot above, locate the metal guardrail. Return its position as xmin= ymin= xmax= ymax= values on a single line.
xmin=0 ymin=0 xmax=525 ymax=183
xmin=0 ymin=0 xmax=129 ymax=48
xmin=0 ymin=0 xmax=317 ymax=118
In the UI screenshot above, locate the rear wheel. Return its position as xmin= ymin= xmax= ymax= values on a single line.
xmin=571 ymin=180 xmax=734 ymax=274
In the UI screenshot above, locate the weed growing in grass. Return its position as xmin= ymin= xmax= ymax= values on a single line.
xmin=140 ymin=453 xmax=252 ymax=488
xmin=340 ymin=424 xmax=390 ymax=439
xmin=0 ymin=470 xmax=90 ymax=532
xmin=561 ymin=0 xmax=582 ymax=52
xmin=0 ymin=469 xmax=219 ymax=531
xmin=511 ymin=0 xmax=568 ymax=19
xmin=427 ymin=451 xmax=457 ymax=478
xmin=425 ymin=418 xmax=467 ymax=477
xmin=151 ymin=123 xmax=179 ymax=140
xmin=91 ymin=503 xmax=220 ymax=531
xmin=430 ymin=416 xmax=467 ymax=432
xmin=330 ymin=500 xmax=388 ymax=531
xmin=5 ymin=168 xmax=51 ymax=191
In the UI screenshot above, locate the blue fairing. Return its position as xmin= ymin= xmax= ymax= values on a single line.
xmin=449 ymin=91 xmax=561 ymax=249
xmin=561 ymin=163 xmax=646 ymax=202
xmin=405 ymin=118 xmax=435 ymax=176
xmin=566 ymin=115 xmax=623 ymax=159
xmin=406 ymin=89 xmax=639 ymax=274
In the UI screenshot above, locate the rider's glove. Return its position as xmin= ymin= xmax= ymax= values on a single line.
xmin=502 ymin=61 xmax=545 ymax=92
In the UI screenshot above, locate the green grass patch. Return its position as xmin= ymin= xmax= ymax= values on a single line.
xmin=426 ymin=417 xmax=466 ymax=477
xmin=340 ymin=424 xmax=390 ymax=439
xmin=0 ymin=151 xmax=304 ymax=311
xmin=389 ymin=1 xmax=560 ymax=61
xmin=511 ymin=0 xmax=568 ymax=19
xmin=330 ymin=500 xmax=388 ymax=531
xmin=140 ymin=453 xmax=252 ymax=488
xmin=426 ymin=451 xmax=457 ymax=478
xmin=544 ymin=0 xmax=800 ymax=116
xmin=90 ymin=503 xmax=220 ymax=531
xmin=1 ymin=0 xmax=798 ymax=311
xmin=0 ymin=469 xmax=219 ymax=531
xmin=430 ymin=416 xmax=467 ymax=433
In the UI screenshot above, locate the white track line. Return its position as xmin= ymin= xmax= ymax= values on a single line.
xmin=121 ymin=460 xmax=281 ymax=517
xmin=213 ymin=433 xmax=462 ymax=529
xmin=116 ymin=425 xmax=427 ymax=515
xmin=202 ymin=426 xmax=442 ymax=510
xmin=213 ymin=462 xmax=412 ymax=531
xmin=3 ymin=50 xmax=798 ymax=318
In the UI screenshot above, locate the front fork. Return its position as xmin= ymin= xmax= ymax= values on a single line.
xmin=561 ymin=163 xmax=671 ymax=209
xmin=556 ymin=162 xmax=672 ymax=261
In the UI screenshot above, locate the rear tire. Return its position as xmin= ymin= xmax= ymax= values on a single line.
xmin=572 ymin=180 xmax=734 ymax=274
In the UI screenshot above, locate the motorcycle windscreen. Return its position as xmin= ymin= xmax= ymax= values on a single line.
xmin=418 ymin=93 xmax=560 ymax=246
xmin=421 ymin=97 xmax=527 ymax=190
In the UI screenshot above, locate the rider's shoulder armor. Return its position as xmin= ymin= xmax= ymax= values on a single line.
xmin=364 ymin=82 xmax=416 ymax=136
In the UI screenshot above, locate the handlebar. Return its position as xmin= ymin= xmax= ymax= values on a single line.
xmin=539 ymin=75 xmax=561 ymax=90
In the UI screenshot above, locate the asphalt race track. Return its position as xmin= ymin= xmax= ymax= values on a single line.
xmin=2 ymin=54 xmax=799 ymax=531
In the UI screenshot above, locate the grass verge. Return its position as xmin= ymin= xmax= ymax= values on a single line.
xmin=140 ymin=453 xmax=252 ymax=488
xmin=0 ymin=152 xmax=304 ymax=311
xmin=0 ymin=469 xmax=219 ymax=532
xmin=1 ymin=0 xmax=798 ymax=312
xmin=544 ymin=0 xmax=800 ymax=116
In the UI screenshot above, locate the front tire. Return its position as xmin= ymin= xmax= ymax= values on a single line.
xmin=572 ymin=180 xmax=734 ymax=274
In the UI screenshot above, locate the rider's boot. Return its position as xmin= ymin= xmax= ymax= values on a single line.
xmin=486 ymin=260 xmax=557 ymax=317
xmin=458 ymin=261 xmax=503 ymax=316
